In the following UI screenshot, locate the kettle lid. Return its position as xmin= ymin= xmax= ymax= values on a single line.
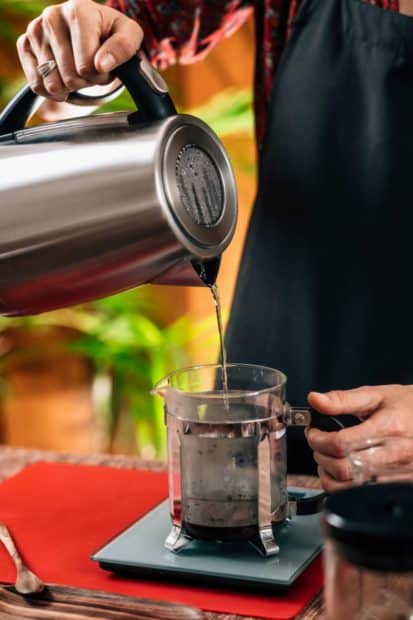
xmin=324 ymin=483 xmax=413 ymax=572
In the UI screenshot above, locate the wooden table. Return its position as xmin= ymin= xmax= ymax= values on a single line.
xmin=0 ymin=446 xmax=325 ymax=620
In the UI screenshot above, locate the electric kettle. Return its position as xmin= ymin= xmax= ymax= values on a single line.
xmin=0 ymin=54 xmax=237 ymax=316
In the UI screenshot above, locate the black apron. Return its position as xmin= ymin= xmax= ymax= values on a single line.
xmin=226 ymin=0 xmax=413 ymax=473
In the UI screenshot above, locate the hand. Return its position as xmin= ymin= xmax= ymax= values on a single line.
xmin=16 ymin=0 xmax=143 ymax=102
xmin=306 ymin=385 xmax=413 ymax=493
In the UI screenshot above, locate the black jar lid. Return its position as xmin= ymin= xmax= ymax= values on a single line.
xmin=324 ymin=483 xmax=413 ymax=572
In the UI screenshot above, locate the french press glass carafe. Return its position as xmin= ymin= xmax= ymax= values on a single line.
xmin=153 ymin=362 xmax=347 ymax=556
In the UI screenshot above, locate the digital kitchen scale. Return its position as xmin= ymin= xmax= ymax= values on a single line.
xmin=92 ymin=488 xmax=323 ymax=591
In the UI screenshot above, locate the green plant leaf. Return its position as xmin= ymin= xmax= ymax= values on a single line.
xmin=99 ymin=315 xmax=162 ymax=349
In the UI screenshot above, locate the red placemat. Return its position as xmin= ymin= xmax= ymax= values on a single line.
xmin=0 ymin=462 xmax=323 ymax=619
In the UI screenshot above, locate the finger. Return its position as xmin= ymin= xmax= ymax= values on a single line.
xmin=26 ymin=16 xmax=68 ymax=101
xmin=348 ymin=436 xmax=413 ymax=485
xmin=43 ymin=5 xmax=93 ymax=92
xmin=16 ymin=35 xmax=48 ymax=98
xmin=317 ymin=466 xmax=353 ymax=494
xmin=369 ymin=436 xmax=413 ymax=465
xmin=62 ymin=0 xmax=111 ymax=84
xmin=307 ymin=415 xmax=387 ymax=458
xmin=38 ymin=47 xmax=69 ymax=101
xmin=308 ymin=386 xmax=384 ymax=417
xmin=25 ymin=15 xmax=44 ymax=54
xmin=313 ymin=451 xmax=353 ymax=482
xmin=94 ymin=14 xmax=143 ymax=73
xmin=349 ymin=436 xmax=413 ymax=472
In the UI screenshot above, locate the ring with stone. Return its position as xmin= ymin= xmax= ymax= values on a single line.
xmin=37 ymin=60 xmax=58 ymax=80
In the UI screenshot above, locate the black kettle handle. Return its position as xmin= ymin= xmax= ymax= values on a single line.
xmin=0 ymin=53 xmax=176 ymax=135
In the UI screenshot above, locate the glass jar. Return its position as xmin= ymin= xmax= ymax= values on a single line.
xmin=324 ymin=437 xmax=413 ymax=620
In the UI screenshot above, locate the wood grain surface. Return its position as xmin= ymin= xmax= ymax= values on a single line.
xmin=0 ymin=446 xmax=325 ymax=620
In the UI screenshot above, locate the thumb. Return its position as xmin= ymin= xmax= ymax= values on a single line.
xmin=308 ymin=387 xmax=383 ymax=417
xmin=94 ymin=15 xmax=143 ymax=73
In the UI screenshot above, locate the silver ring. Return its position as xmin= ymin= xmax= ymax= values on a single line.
xmin=37 ymin=60 xmax=57 ymax=80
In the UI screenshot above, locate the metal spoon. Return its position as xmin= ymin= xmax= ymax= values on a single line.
xmin=0 ymin=523 xmax=44 ymax=594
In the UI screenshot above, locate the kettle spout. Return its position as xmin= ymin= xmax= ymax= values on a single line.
xmin=191 ymin=257 xmax=221 ymax=287
xmin=151 ymin=257 xmax=221 ymax=287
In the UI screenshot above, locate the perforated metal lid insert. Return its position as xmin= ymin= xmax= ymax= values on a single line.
xmin=175 ymin=144 xmax=224 ymax=228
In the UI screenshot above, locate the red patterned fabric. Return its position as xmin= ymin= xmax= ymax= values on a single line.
xmin=107 ymin=0 xmax=399 ymax=148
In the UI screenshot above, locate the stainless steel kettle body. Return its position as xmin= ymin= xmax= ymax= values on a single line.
xmin=0 ymin=55 xmax=237 ymax=316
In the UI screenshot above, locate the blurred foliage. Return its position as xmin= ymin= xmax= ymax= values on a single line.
xmin=67 ymin=294 xmax=221 ymax=459
xmin=0 ymin=77 xmax=23 ymax=109
xmin=0 ymin=1 xmax=50 ymax=43
xmin=0 ymin=290 xmax=223 ymax=458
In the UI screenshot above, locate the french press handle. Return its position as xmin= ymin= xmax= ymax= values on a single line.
xmin=0 ymin=53 xmax=176 ymax=135
xmin=288 ymin=408 xmax=362 ymax=515
xmin=287 ymin=406 xmax=362 ymax=433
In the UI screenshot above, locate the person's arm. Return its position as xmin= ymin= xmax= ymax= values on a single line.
xmin=306 ymin=386 xmax=413 ymax=492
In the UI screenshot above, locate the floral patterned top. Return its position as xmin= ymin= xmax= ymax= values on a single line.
xmin=107 ymin=0 xmax=399 ymax=150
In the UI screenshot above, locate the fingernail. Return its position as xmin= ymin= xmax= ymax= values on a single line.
xmin=311 ymin=392 xmax=330 ymax=403
xmin=99 ymin=53 xmax=116 ymax=72
xmin=306 ymin=427 xmax=314 ymax=440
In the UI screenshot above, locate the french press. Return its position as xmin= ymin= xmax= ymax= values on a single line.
xmin=0 ymin=55 xmax=237 ymax=316
xmin=153 ymin=363 xmax=348 ymax=556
